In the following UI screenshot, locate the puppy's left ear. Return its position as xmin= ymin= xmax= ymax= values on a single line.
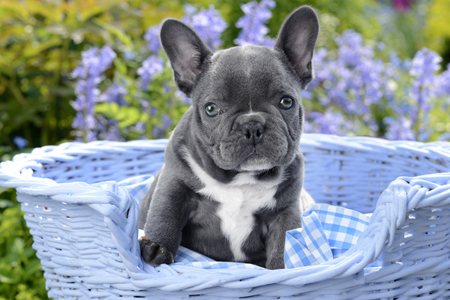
xmin=274 ymin=6 xmax=319 ymax=88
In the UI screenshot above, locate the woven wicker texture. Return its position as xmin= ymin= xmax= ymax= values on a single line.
xmin=1 ymin=134 xmax=450 ymax=299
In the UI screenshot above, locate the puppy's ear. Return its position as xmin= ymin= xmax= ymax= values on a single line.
xmin=274 ymin=6 xmax=319 ymax=88
xmin=160 ymin=19 xmax=213 ymax=96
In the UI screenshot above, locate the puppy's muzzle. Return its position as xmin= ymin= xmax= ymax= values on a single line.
xmin=242 ymin=122 xmax=265 ymax=144
xmin=236 ymin=113 xmax=266 ymax=145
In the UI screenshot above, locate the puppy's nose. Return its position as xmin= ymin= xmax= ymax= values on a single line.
xmin=242 ymin=122 xmax=265 ymax=144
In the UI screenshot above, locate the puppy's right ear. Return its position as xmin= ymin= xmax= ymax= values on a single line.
xmin=274 ymin=6 xmax=319 ymax=89
xmin=160 ymin=19 xmax=213 ymax=97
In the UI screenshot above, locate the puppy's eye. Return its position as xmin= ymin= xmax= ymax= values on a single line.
xmin=205 ymin=103 xmax=221 ymax=117
xmin=279 ymin=97 xmax=294 ymax=110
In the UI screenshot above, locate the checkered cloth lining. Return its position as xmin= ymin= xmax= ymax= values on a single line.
xmin=120 ymin=175 xmax=374 ymax=270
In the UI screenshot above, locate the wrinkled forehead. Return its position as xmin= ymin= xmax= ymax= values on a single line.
xmin=206 ymin=45 xmax=295 ymax=100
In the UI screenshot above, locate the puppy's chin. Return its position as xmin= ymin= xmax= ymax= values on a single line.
xmin=236 ymin=154 xmax=274 ymax=172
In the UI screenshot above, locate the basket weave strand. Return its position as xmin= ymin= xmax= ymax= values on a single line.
xmin=1 ymin=134 xmax=450 ymax=299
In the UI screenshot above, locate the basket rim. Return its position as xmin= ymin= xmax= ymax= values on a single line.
xmin=2 ymin=133 xmax=450 ymax=193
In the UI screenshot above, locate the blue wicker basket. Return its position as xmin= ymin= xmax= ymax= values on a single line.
xmin=1 ymin=133 xmax=450 ymax=299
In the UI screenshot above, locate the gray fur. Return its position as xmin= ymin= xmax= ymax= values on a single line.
xmin=138 ymin=5 xmax=319 ymax=269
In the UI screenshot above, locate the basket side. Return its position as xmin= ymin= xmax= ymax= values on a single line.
xmin=16 ymin=187 xmax=140 ymax=299
xmin=301 ymin=135 xmax=450 ymax=213
xmin=345 ymin=175 xmax=450 ymax=298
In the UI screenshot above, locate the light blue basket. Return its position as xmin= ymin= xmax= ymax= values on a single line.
xmin=1 ymin=134 xmax=450 ymax=299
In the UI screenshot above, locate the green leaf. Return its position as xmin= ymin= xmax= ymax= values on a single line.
xmin=12 ymin=238 xmax=25 ymax=256
xmin=95 ymin=102 xmax=119 ymax=115
xmin=0 ymin=274 xmax=15 ymax=284
xmin=93 ymin=18 xmax=133 ymax=51
xmin=0 ymin=200 xmax=14 ymax=208
xmin=0 ymin=146 xmax=11 ymax=153
xmin=23 ymin=259 xmax=42 ymax=278
xmin=113 ymin=58 xmax=128 ymax=75
xmin=95 ymin=102 xmax=148 ymax=129
xmin=79 ymin=2 xmax=118 ymax=23
xmin=23 ymin=37 xmax=62 ymax=59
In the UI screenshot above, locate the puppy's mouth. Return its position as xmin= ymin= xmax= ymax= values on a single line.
xmin=236 ymin=152 xmax=274 ymax=172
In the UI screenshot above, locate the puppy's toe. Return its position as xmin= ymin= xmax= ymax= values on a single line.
xmin=139 ymin=238 xmax=158 ymax=262
xmin=139 ymin=237 xmax=174 ymax=267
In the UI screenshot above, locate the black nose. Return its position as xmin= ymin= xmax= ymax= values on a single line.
xmin=242 ymin=122 xmax=265 ymax=144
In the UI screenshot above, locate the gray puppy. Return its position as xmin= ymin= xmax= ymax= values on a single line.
xmin=138 ymin=5 xmax=319 ymax=269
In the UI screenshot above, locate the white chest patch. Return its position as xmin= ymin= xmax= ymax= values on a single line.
xmin=183 ymin=149 xmax=281 ymax=261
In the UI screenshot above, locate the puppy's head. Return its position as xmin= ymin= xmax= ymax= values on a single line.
xmin=160 ymin=6 xmax=319 ymax=172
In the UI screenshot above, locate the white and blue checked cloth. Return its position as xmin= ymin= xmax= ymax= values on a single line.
xmin=119 ymin=175 xmax=373 ymax=270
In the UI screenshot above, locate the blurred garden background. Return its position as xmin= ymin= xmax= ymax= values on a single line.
xmin=1 ymin=0 xmax=450 ymax=298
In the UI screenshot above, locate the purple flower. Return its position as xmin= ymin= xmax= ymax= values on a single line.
xmin=137 ymin=55 xmax=164 ymax=90
xmin=175 ymin=90 xmax=191 ymax=104
xmin=409 ymin=48 xmax=442 ymax=124
xmin=13 ymin=136 xmax=28 ymax=149
xmin=134 ymin=122 xmax=146 ymax=132
xmin=96 ymin=83 xmax=128 ymax=141
xmin=96 ymin=115 xmax=122 ymax=141
xmin=123 ymin=51 xmax=136 ymax=61
xmin=71 ymin=45 xmax=116 ymax=141
xmin=104 ymin=127 xmax=122 ymax=141
xmin=144 ymin=25 xmax=161 ymax=54
xmin=410 ymin=48 xmax=441 ymax=81
xmin=152 ymin=115 xmax=173 ymax=138
xmin=336 ymin=30 xmax=373 ymax=68
xmin=150 ymin=106 xmax=158 ymax=117
xmin=389 ymin=53 xmax=410 ymax=71
xmin=139 ymin=98 xmax=149 ymax=112
xmin=439 ymin=132 xmax=450 ymax=141
xmin=435 ymin=63 xmax=450 ymax=97
xmin=152 ymin=127 xmax=164 ymax=139
xmin=182 ymin=5 xmax=227 ymax=51
xmin=235 ymin=0 xmax=275 ymax=47
xmin=99 ymin=83 xmax=127 ymax=106
xmin=384 ymin=116 xmax=415 ymax=140
xmin=161 ymin=115 xmax=172 ymax=131
xmin=301 ymin=90 xmax=313 ymax=99
xmin=304 ymin=110 xmax=353 ymax=136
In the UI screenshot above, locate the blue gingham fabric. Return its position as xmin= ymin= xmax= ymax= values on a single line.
xmin=118 ymin=175 xmax=153 ymax=202
xmin=119 ymin=175 xmax=372 ymax=270
xmin=284 ymin=204 xmax=371 ymax=268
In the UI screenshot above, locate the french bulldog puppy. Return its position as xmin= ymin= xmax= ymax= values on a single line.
xmin=138 ymin=5 xmax=319 ymax=269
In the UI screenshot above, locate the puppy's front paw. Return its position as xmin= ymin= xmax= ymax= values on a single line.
xmin=266 ymin=257 xmax=285 ymax=270
xmin=139 ymin=237 xmax=174 ymax=267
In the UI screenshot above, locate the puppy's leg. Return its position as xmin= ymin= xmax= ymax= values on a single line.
xmin=265 ymin=206 xmax=301 ymax=269
xmin=140 ymin=173 xmax=192 ymax=267
xmin=138 ymin=170 xmax=161 ymax=230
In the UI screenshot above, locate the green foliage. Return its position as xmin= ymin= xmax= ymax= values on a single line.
xmin=426 ymin=0 xmax=450 ymax=66
xmin=96 ymin=102 xmax=147 ymax=130
xmin=429 ymin=97 xmax=450 ymax=141
xmin=0 ymin=197 xmax=48 ymax=300
xmin=0 ymin=0 xmax=183 ymax=148
xmin=0 ymin=147 xmax=47 ymax=300
xmin=374 ymin=1 xmax=429 ymax=60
